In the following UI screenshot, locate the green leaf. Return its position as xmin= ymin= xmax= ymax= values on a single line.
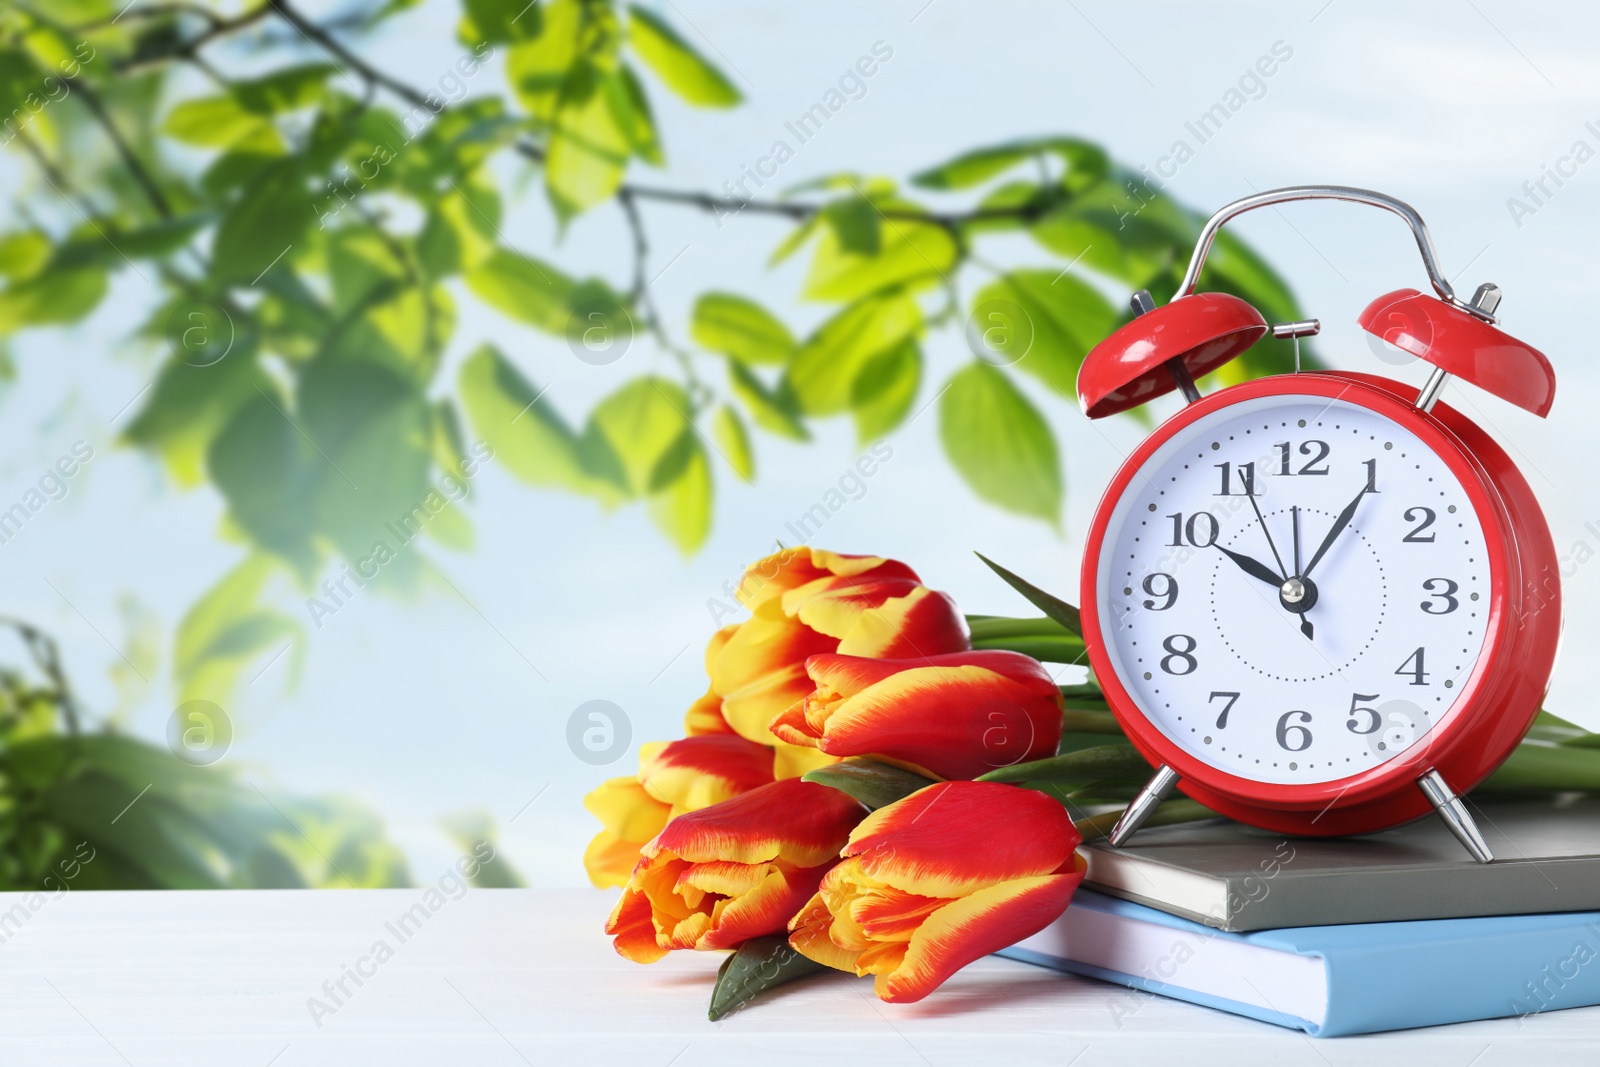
xmin=973 ymin=555 xmax=1083 ymax=636
xmin=709 ymin=935 xmax=827 ymax=1021
xmin=0 ymin=232 xmax=51 ymax=280
xmin=823 ymin=196 xmax=881 ymax=256
xmin=913 ymin=137 xmax=1108 ymax=191
xmin=465 ymin=249 xmax=576 ymax=332
xmin=802 ymin=201 xmax=955 ymax=302
xmin=614 ymin=64 xmax=664 ymax=166
xmin=0 ymin=267 xmax=107 ymax=331
xmin=727 ymin=363 xmax=808 ymax=441
xmin=648 ymin=433 xmax=712 ymax=555
xmin=418 ymin=182 xmax=501 ymax=277
xmin=788 ymin=291 xmax=921 ymax=416
xmin=938 ymin=363 xmax=1062 ymax=524
xmin=1477 ymin=742 xmax=1600 ymax=794
xmin=233 ymin=64 xmax=334 ymax=114
xmin=970 ymin=270 xmax=1117 ymax=398
xmin=458 ymin=344 xmax=607 ymax=498
xmin=206 ymin=390 xmax=323 ymax=571
xmin=591 ymin=377 xmax=694 ymax=495
xmin=212 ymin=158 xmax=310 ymax=285
xmin=711 ymin=404 xmax=755 ymax=482
xmin=175 ymin=553 xmax=278 ymax=682
xmin=767 ymin=215 xmax=820 ymax=266
xmin=123 ymin=345 xmax=267 ymax=487
xmin=976 ymin=744 xmax=1153 ymax=785
xmin=162 ymin=95 xmax=282 ymax=150
xmin=297 ymin=357 xmax=434 ymax=568
xmin=545 ymin=63 xmax=635 ymax=217
xmin=850 ymin=338 xmax=920 ymax=444
xmin=690 ymin=292 xmax=795 ymax=365
xmin=460 ymin=0 xmax=541 ymax=44
xmin=627 ymin=5 xmax=741 ymax=107
xmin=117 ymin=214 xmax=212 ymax=259
xmin=802 ymin=757 xmax=933 ymax=810
xmin=506 ymin=0 xmax=586 ymax=124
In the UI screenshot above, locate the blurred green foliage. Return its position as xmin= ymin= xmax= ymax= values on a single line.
xmin=0 ymin=1 xmax=1308 ymax=704
xmin=0 ymin=618 xmax=411 ymax=889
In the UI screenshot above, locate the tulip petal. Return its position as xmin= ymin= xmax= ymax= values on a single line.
xmin=875 ymin=868 xmax=1084 ymax=1003
xmin=651 ymin=778 xmax=864 ymax=869
xmin=606 ymin=885 xmax=670 ymax=963
xmin=772 ymin=742 xmax=839 ymax=780
xmin=736 ymin=548 xmax=918 ymax=611
xmin=698 ymin=861 xmax=832 ymax=951
xmin=846 ymin=782 xmax=1080 ymax=898
xmin=684 ymin=685 xmax=735 ymax=736
xmin=638 ymin=735 xmax=775 ymax=810
xmin=583 ymin=777 xmax=672 ymax=841
xmin=583 ymin=831 xmax=646 ymax=888
xmin=789 ymin=892 xmax=864 ymax=973
xmin=835 ymin=586 xmax=970 ymax=659
xmin=800 ymin=664 xmax=1063 ymax=781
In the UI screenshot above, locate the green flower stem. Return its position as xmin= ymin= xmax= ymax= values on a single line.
xmin=1075 ymin=799 xmax=1216 ymax=843
xmin=966 ymin=614 xmax=1085 ymax=663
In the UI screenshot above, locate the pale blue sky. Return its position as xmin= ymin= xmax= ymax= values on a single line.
xmin=4 ymin=0 xmax=1599 ymax=886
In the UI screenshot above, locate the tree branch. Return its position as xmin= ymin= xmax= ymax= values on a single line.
xmin=63 ymin=75 xmax=173 ymax=219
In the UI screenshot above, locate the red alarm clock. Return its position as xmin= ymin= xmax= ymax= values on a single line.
xmin=1077 ymin=187 xmax=1559 ymax=862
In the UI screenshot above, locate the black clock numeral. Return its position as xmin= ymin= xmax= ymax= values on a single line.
xmin=1160 ymin=634 xmax=1198 ymax=675
xmin=1396 ymin=647 xmax=1429 ymax=686
xmin=1209 ymin=691 xmax=1240 ymax=729
xmin=1214 ymin=461 xmax=1257 ymax=497
xmin=1276 ymin=710 xmax=1313 ymax=752
xmin=1421 ymin=578 xmax=1460 ymax=615
xmin=1403 ymin=507 xmax=1437 ymax=542
xmin=1362 ymin=458 xmax=1379 ymax=494
xmin=1277 ymin=439 xmax=1331 ymax=476
xmin=1141 ymin=572 xmax=1178 ymax=611
xmin=1166 ymin=511 xmax=1219 ymax=548
xmin=1346 ymin=693 xmax=1382 ymax=734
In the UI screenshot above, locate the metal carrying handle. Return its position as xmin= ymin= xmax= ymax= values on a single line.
xmin=1176 ymin=185 xmax=1458 ymax=306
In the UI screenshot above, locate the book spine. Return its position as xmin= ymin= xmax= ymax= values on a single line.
xmin=1314 ymin=917 xmax=1600 ymax=1036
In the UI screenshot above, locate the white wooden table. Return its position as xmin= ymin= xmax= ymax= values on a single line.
xmin=0 ymin=888 xmax=1593 ymax=1066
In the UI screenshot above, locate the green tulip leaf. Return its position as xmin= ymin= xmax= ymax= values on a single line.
xmin=708 ymin=935 xmax=826 ymax=1021
xmin=974 ymin=553 xmax=1082 ymax=636
xmin=802 ymin=756 xmax=934 ymax=810
xmin=975 ymin=743 xmax=1153 ymax=785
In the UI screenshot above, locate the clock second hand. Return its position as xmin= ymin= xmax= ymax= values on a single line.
xmin=1243 ymin=480 xmax=1289 ymax=580
xmin=1292 ymin=506 xmax=1313 ymax=641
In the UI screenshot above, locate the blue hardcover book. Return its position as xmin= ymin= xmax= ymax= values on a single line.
xmin=1000 ymin=889 xmax=1600 ymax=1036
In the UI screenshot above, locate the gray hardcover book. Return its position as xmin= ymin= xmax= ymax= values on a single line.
xmin=1083 ymin=798 xmax=1600 ymax=931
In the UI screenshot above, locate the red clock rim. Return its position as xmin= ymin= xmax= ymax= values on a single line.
xmin=1079 ymin=372 xmax=1514 ymax=813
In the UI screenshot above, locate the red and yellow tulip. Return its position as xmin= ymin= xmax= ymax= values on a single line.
xmin=607 ymin=778 xmax=866 ymax=962
xmin=769 ymin=650 xmax=1064 ymax=781
xmin=582 ymin=733 xmax=776 ymax=887
xmin=708 ymin=548 xmax=970 ymax=768
xmin=788 ymin=781 xmax=1085 ymax=1003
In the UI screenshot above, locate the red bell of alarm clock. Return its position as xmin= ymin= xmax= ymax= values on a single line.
xmin=1077 ymin=187 xmax=1559 ymax=862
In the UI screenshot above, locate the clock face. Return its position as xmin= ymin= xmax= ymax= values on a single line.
xmin=1095 ymin=392 xmax=1493 ymax=786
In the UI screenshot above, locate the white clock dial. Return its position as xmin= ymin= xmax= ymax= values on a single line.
xmin=1096 ymin=394 xmax=1491 ymax=785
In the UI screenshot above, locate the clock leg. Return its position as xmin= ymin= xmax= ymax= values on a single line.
xmin=1108 ymin=765 xmax=1180 ymax=848
xmin=1418 ymin=770 xmax=1494 ymax=864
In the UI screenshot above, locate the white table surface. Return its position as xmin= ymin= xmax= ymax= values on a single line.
xmin=0 ymin=888 xmax=1594 ymax=1066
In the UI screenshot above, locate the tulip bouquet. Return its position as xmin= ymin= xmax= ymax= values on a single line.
xmin=585 ymin=545 xmax=1600 ymax=1019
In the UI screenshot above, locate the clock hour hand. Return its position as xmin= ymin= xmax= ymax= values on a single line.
xmin=1303 ymin=479 xmax=1371 ymax=578
xmin=1214 ymin=545 xmax=1284 ymax=588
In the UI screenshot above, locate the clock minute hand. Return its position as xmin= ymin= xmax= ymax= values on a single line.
xmin=1302 ymin=481 xmax=1370 ymax=578
xmin=1214 ymin=545 xmax=1284 ymax=588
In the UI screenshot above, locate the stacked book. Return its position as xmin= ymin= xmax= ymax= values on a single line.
xmin=999 ymin=798 xmax=1600 ymax=1036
